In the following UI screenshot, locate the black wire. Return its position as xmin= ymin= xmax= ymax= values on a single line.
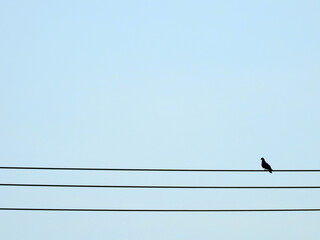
xmin=1 ymin=183 xmax=320 ymax=189
xmin=1 ymin=166 xmax=320 ymax=172
xmin=0 ymin=208 xmax=319 ymax=212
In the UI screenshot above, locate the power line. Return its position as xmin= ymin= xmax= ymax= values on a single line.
xmin=1 ymin=166 xmax=320 ymax=172
xmin=0 ymin=208 xmax=319 ymax=212
xmin=1 ymin=183 xmax=320 ymax=189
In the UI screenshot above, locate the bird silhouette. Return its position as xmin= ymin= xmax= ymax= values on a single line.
xmin=261 ymin=157 xmax=273 ymax=173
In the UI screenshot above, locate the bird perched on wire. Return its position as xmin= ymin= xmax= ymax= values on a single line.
xmin=261 ymin=157 xmax=273 ymax=173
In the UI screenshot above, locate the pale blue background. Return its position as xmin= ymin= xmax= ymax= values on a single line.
xmin=1 ymin=1 xmax=320 ymax=239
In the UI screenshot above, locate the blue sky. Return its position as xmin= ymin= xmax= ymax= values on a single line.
xmin=1 ymin=1 xmax=320 ymax=239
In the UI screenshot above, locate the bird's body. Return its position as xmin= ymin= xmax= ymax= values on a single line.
xmin=261 ymin=158 xmax=273 ymax=173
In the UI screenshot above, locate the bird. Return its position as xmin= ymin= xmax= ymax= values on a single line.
xmin=261 ymin=157 xmax=273 ymax=173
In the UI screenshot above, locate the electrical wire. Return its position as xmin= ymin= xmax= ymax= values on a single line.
xmin=1 ymin=183 xmax=320 ymax=189
xmin=1 ymin=166 xmax=320 ymax=172
xmin=0 ymin=208 xmax=319 ymax=212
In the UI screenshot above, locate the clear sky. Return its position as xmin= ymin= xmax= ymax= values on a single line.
xmin=1 ymin=0 xmax=320 ymax=239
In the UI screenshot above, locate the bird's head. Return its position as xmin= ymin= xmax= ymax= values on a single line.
xmin=261 ymin=157 xmax=265 ymax=161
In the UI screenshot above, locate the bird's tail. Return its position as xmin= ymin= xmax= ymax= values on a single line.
xmin=269 ymin=169 xmax=273 ymax=173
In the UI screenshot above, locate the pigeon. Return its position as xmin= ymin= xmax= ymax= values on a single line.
xmin=261 ymin=157 xmax=273 ymax=173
